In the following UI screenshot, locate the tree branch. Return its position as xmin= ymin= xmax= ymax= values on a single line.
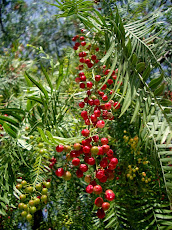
xmin=0 ymin=1 xmax=8 ymax=36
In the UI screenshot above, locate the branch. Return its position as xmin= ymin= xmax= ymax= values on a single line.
xmin=0 ymin=1 xmax=8 ymax=36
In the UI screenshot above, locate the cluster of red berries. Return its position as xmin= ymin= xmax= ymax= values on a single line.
xmin=49 ymin=156 xmax=57 ymax=169
xmin=54 ymin=30 xmax=120 ymax=219
xmin=55 ymin=139 xmax=118 ymax=218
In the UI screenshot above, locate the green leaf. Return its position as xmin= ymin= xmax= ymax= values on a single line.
xmin=28 ymin=122 xmax=43 ymax=135
xmin=25 ymin=72 xmax=49 ymax=100
xmin=24 ymin=72 xmax=33 ymax=87
xmin=162 ymin=166 xmax=172 ymax=171
xmin=0 ymin=116 xmax=19 ymax=127
xmin=164 ymin=174 xmax=172 ymax=179
xmin=41 ymin=64 xmax=53 ymax=91
xmin=131 ymin=53 xmax=138 ymax=65
xmin=37 ymin=128 xmax=52 ymax=144
xmin=160 ymin=99 xmax=172 ymax=107
xmin=0 ymin=108 xmax=25 ymax=115
xmin=131 ymin=97 xmax=141 ymax=123
xmin=154 ymin=83 xmax=165 ymax=96
xmin=100 ymin=41 xmax=115 ymax=63
xmin=136 ymin=62 xmax=145 ymax=73
xmin=3 ymin=123 xmax=17 ymax=138
xmin=56 ymin=61 xmax=64 ymax=90
xmin=142 ymin=65 xmax=151 ymax=81
xmin=27 ymin=96 xmax=44 ymax=105
xmin=149 ymin=74 xmax=163 ymax=89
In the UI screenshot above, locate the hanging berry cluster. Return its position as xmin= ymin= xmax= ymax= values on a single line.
xmin=55 ymin=29 xmax=121 ymax=219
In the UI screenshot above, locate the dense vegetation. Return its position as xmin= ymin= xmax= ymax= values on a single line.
xmin=0 ymin=0 xmax=171 ymax=229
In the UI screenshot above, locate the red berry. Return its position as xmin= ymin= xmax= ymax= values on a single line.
xmin=107 ymin=149 xmax=114 ymax=159
xmin=72 ymin=36 xmax=77 ymax=41
xmin=72 ymin=158 xmax=80 ymax=166
xmin=80 ymin=36 xmax=85 ymax=41
xmin=96 ymin=170 xmax=105 ymax=179
xmin=93 ymin=185 xmax=103 ymax=194
xmin=94 ymin=99 xmax=100 ymax=106
xmin=81 ymin=29 xmax=85 ymax=33
xmin=81 ymin=41 xmax=86 ymax=46
xmin=90 ymin=114 xmax=97 ymax=122
xmin=81 ymin=129 xmax=90 ymax=137
xmin=79 ymin=72 xmax=85 ymax=77
xmin=101 ymin=137 xmax=108 ymax=145
xmin=88 ymin=99 xmax=94 ymax=106
xmin=113 ymin=102 xmax=120 ymax=109
xmin=81 ymin=111 xmax=88 ymax=119
xmin=49 ymin=162 xmax=54 ymax=169
xmin=102 ymin=202 xmax=110 ymax=210
xmin=87 ymin=81 xmax=93 ymax=89
xmin=110 ymin=158 xmax=118 ymax=165
xmin=92 ymin=135 xmax=99 ymax=142
xmin=97 ymin=146 xmax=103 ymax=155
xmin=55 ymin=168 xmax=64 ymax=177
xmin=97 ymin=120 xmax=105 ymax=128
xmin=99 ymin=175 xmax=107 ymax=183
xmin=80 ymin=83 xmax=85 ymax=89
xmin=102 ymin=144 xmax=110 ymax=153
xmin=90 ymin=180 xmax=97 ymax=186
xmin=80 ymin=75 xmax=86 ymax=81
xmin=87 ymin=90 xmax=91 ymax=96
xmin=85 ymin=119 xmax=91 ymax=125
xmin=75 ymin=77 xmax=80 ymax=83
xmin=95 ymin=47 xmax=99 ymax=52
xmin=76 ymin=169 xmax=83 ymax=178
xmin=85 ymin=58 xmax=90 ymax=64
xmin=87 ymin=62 xmax=93 ymax=68
xmin=107 ymin=79 xmax=113 ymax=85
xmin=84 ymin=97 xmax=89 ymax=103
xmin=95 ymin=197 xmax=104 ymax=207
xmin=98 ymin=91 xmax=104 ymax=96
xmin=83 ymin=146 xmax=91 ymax=154
xmin=79 ymin=102 xmax=85 ymax=108
xmin=73 ymin=46 xmax=78 ymax=50
xmin=80 ymin=58 xmax=85 ymax=63
xmin=56 ymin=145 xmax=64 ymax=152
xmin=87 ymin=157 xmax=95 ymax=165
xmin=108 ymin=163 xmax=116 ymax=170
xmin=101 ymin=84 xmax=107 ymax=90
xmin=86 ymin=184 xmax=93 ymax=193
xmin=91 ymin=55 xmax=97 ymax=60
xmin=79 ymin=52 xmax=83 ymax=57
xmin=79 ymin=164 xmax=88 ymax=172
xmin=104 ymin=102 xmax=111 ymax=110
xmin=105 ymin=190 xmax=115 ymax=201
xmin=112 ymin=75 xmax=117 ymax=80
xmin=95 ymin=75 xmax=101 ymax=81
xmin=100 ymin=157 xmax=108 ymax=168
xmin=75 ymin=42 xmax=80 ymax=47
xmin=104 ymin=69 xmax=110 ymax=75
xmin=102 ymin=95 xmax=108 ymax=101
xmin=97 ymin=208 xmax=105 ymax=219
xmin=82 ymin=51 xmax=87 ymax=57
